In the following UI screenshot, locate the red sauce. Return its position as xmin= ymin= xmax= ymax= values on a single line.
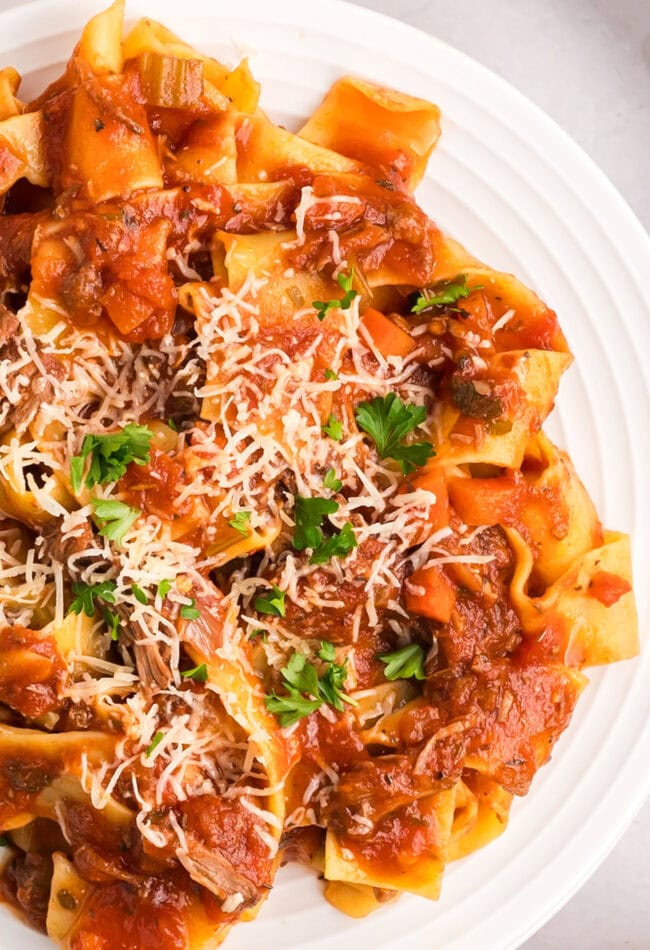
xmin=0 ymin=625 xmax=66 ymax=719
xmin=70 ymin=875 xmax=190 ymax=950
xmin=180 ymin=795 xmax=273 ymax=889
xmin=121 ymin=449 xmax=188 ymax=522
xmin=588 ymin=571 xmax=631 ymax=607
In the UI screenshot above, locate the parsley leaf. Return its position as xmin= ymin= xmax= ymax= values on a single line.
xmin=322 ymin=413 xmax=343 ymax=441
xmin=71 ymin=424 xmax=152 ymax=493
xmin=145 ymin=731 xmax=164 ymax=757
xmin=91 ymin=499 xmax=140 ymax=545
xmin=450 ymin=378 xmax=503 ymax=422
xmin=254 ymin=584 xmax=286 ymax=617
xmin=157 ymin=578 xmax=173 ymax=598
xmin=324 ymin=368 xmax=338 ymax=381
xmin=323 ymin=468 xmax=342 ymax=492
xmin=379 ymin=643 xmax=426 ymax=681
xmin=104 ymin=609 xmax=120 ymax=641
xmin=293 ymin=496 xmax=338 ymax=551
xmin=180 ymin=598 xmax=200 ymax=620
xmin=265 ymin=689 xmax=322 ymax=727
xmin=249 ymin=628 xmax=268 ymax=642
xmin=167 ymin=418 xmax=178 ymax=432
xmin=68 ymin=580 xmax=116 ymax=617
xmin=131 ymin=583 xmax=147 ymax=604
xmin=355 ymin=392 xmax=434 ymax=474
xmin=182 ymin=663 xmax=208 ymax=683
xmin=281 ymin=651 xmax=320 ymax=697
xmin=228 ymin=511 xmax=251 ymax=535
xmin=411 ymin=274 xmax=483 ymax=315
xmin=264 ymin=643 xmax=356 ymax=727
xmin=312 ymin=268 xmax=358 ymax=321
xmin=310 ymin=522 xmax=357 ymax=565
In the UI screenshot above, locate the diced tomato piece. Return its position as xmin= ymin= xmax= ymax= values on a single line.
xmin=588 ymin=571 xmax=631 ymax=607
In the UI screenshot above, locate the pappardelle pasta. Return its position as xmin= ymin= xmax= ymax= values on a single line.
xmin=0 ymin=2 xmax=638 ymax=946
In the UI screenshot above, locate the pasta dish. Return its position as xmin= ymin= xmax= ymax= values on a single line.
xmin=0 ymin=2 xmax=638 ymax=946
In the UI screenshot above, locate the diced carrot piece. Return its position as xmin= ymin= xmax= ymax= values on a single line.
xmin=411 ymin=466 xmax=449 ymax=532
xmin=448 ymin=474 xmax=524 ymax=527
xmin=405 ymin=565 xmax=456 ymax=623
xmin=361 ymin=308 xmax=415 ymax=358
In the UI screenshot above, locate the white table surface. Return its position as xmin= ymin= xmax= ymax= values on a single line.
xmin=0 ymin=0 xmax=648 ymax=946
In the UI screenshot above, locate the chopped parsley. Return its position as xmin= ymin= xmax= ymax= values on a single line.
xmin=309 ymin=522 xmax=357 ymax=565
xmin=131 ymin=583 xmax=147 ymax=604
xmin=145 ymin=731 xmax=164 ymax=757
xmin=104 ymin=609 xmax=120 ymax=641
xmin=70 ymin=424 xmax=152 ymax=493
xmin=264 ymin=642 xmax=356 ymax=727
xmin=312 ymin=268 xmax=358 ymax=321
xmin=254 ymin=584 xmax=286 ymax=618
xmin=249 ymin=628 xmax=268 ymax=642
xmin=379 ymin=643 xmax=426 ymax=681
xmin=293 ymin=496 xmax=338 ymax=551
xmin=411 ymin=274 xmax=483 ymax=315
xmin=180 ymin=598 xmax=200 ymax=620
xmin=355 ymin=392 xmax=434 ymax=474
xmin=324 ymin=368 xmax=338 ymax=381
xmin=228 ymin=511 xmax=251 ymax=535
xmin=157 ymin=578 xmax=173 ymax=598
xmin=323 ymin=468 xmax=342 ymax=492
xmin=322 ymin=413 xmax=343 ymax=441
xmin=68 ymin=580 xmax=116 ymax=617
xmin=91 ymin=499 xmax=140 ymax=545
xmin=167 ymin=418 xmax=178 ymax=432
xmin=182 ymin=663 xmax=208 ymax=683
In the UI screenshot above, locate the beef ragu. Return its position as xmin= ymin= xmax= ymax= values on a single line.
xmin=0 ymin=1 xmax=638 ymax=947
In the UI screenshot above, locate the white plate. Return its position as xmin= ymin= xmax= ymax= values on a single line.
xmin=1 ymin=1 xmax=649 ymax=947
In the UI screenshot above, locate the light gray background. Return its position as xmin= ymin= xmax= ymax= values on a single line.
xmin=0 ymin=0 xmax=648 ymax=946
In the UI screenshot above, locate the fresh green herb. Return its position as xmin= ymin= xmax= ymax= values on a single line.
xmin=180 ymin=598 xmax=200 ymax=620
xmin=228 ymin=511 xmax=251 ymax=535
xmin=265 ymin=690 xmax=322 ymax=727
xmin=281 ymin=651 xmax=320 ymax=697
xmin=355 ymin=392 xmax=434 ymax=474
xmin=323 ymin=468 xmax=342 ymax=492
xmin=249 ymin=628 xmax=268 ymax=642
xmin=167 ymin=418 xmax=178 ymax=432
xmin=157 ymin=578 xmax=173 ymax=599
xmin=411 ymin=274 xmax=483 ymax=315
xmin=324 ymin=368 xmax=338 ymax=381
xmin=145 ymin=731 xmax=164 ymax=757
xmin=254 ymin=584 xmax=286 ymax=618
xmin=309 ymin=522 xmax=357 ymax=565
xmin=317 ymin=642 xmax=357 ymax=711
xmin=379 ymin=643 xmax=426 ymax=681
xmin=312 ymin=269 xmax=358 ymax=321
xmin=264 ymin=643 xmax=357 ymax=727
xmin=450 ymin=378 xmax=503 ymax=422
xmin=104 ymin=609 xmax=120 ymax=641
xmin=70 ymin=424 xmax=153 ymax=493
xmin=68 ymin=580 xmax=117 ymax=617
xmin=131 ymin=583 xmax=147 ymax=604
xmin=182 ymin=663 xmax=208 ymax=683
xmin=293 ymin=496 xmax=338 ymax=551
xmin=322 ymin=413 xmax=343 ymax=441
xmin=91 ymin=499 xmax=140 ymax=544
